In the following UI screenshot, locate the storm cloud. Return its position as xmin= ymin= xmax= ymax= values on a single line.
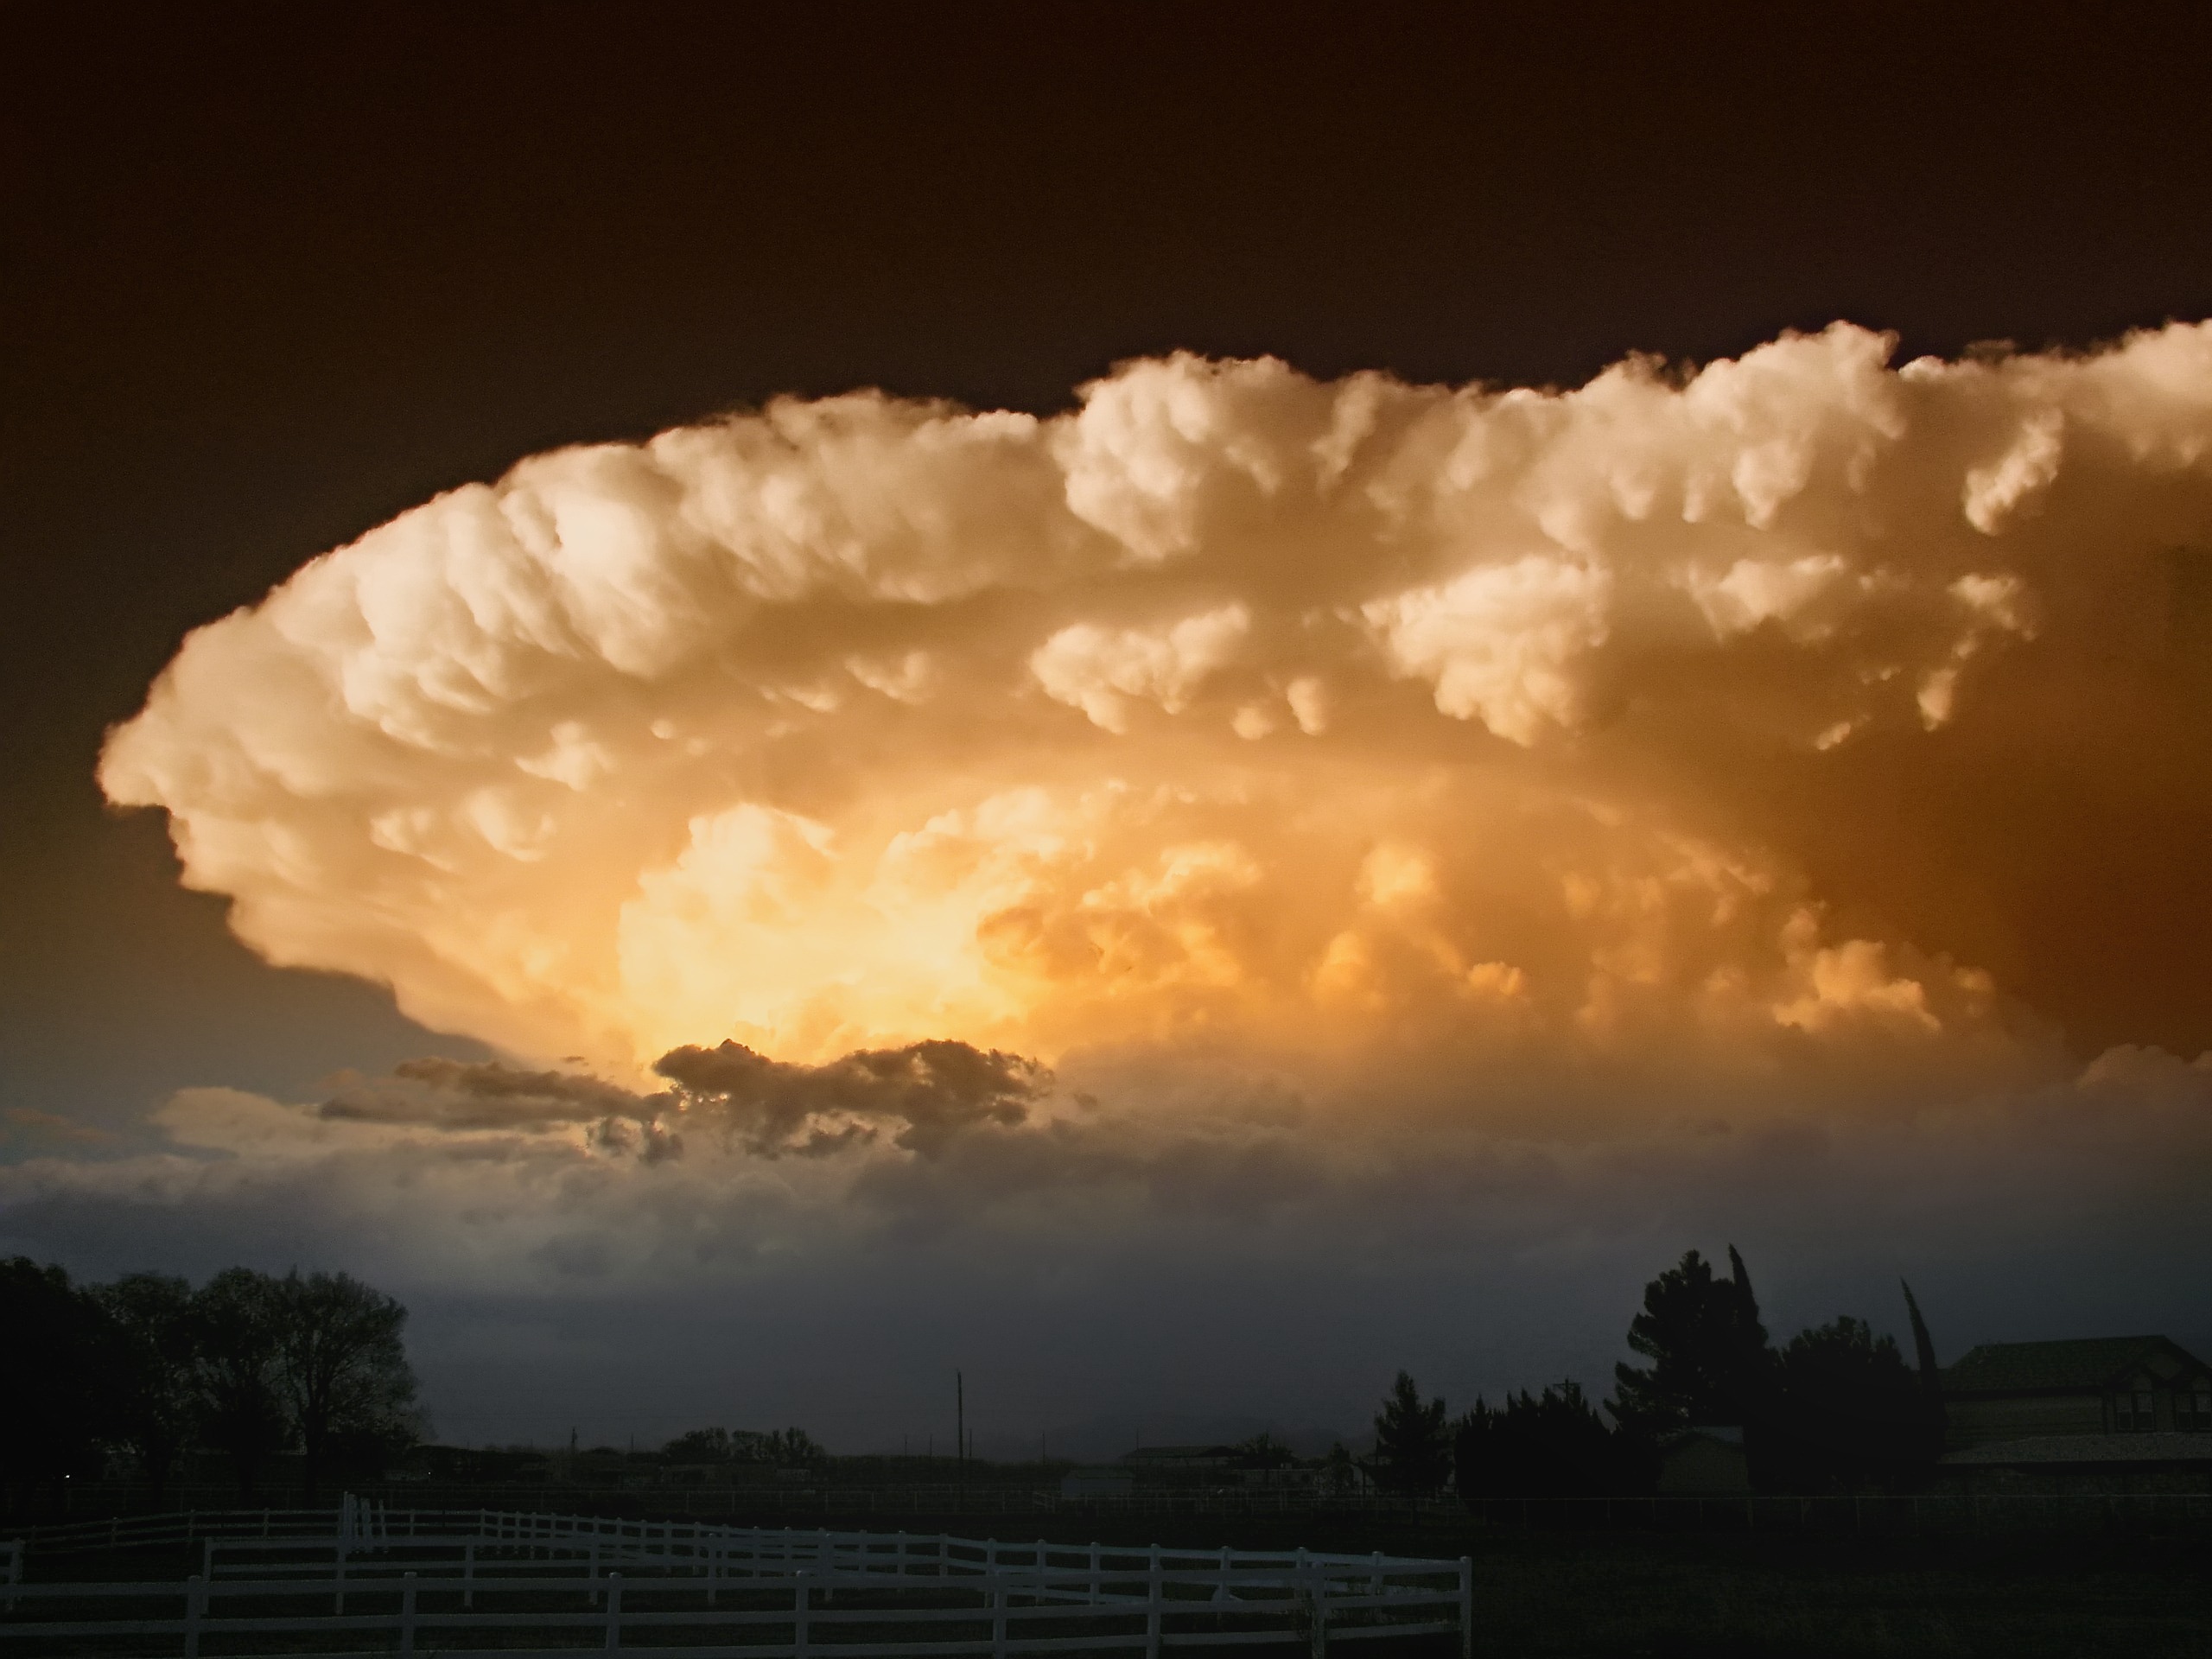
xmin=45 ymin=326 xmax=2212 ymax=1442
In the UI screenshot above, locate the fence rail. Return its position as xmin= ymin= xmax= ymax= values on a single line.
xmin=9 ymin=1484 xmax=1458 ymax=1524
xmin=1464 ymin=1491 xmax=2212 ymax=1533
xmin=3 ymin=1503 xmax=1473 ymax=1657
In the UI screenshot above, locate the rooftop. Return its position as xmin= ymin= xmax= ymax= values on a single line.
xmin=1941 ymin=1336 xmax=2205 ymax=1395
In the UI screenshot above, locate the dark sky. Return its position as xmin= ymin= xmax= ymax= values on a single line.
xmin=5 ymin=4 xmax=2212 ymax=1446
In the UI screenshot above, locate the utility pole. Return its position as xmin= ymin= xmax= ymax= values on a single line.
xmin=957 ymin=1371 xmax=966 ymax=1505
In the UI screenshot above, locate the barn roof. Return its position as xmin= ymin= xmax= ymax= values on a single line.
xmin=1942 ymin=1336 xmax=2206 ymax=1395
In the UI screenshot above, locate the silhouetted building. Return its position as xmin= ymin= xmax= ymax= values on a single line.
xmin=1059 ymin=1465 xmax=1135 ymax=1498
xmin=1656 ymin=1426 xmax=1750 ymax=1496
xmin=1119 ymin=1445 xmax=1236 ymax=1487
xmin=1941 ymin=1336 xmax=2212 ymax=1447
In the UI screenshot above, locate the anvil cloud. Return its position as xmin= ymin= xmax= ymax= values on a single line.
xmin=102 ymin=325 xmax=2212 ymax=1110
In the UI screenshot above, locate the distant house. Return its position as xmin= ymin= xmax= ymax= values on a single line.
xmin=1121 ymin=1445 xmax=1235 ymax=1470
xmin=1656 ymin=1427 xmax=1750 ymax=1497
xmin=1060 ymin=1466 xmax=1135 ymax=1498
xmin=1941 ymin=1336 xmax=2212 ymax=1448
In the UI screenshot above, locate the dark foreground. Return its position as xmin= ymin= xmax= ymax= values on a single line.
xmin=1062 ymin=1513 xmax=2209 ymax=1658
xmin=10 ymin=1506 xmax=2207 ymax=1658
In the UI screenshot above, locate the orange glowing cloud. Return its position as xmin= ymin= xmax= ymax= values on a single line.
xmin=100 ymin=325 xmax=2212 ymax=1110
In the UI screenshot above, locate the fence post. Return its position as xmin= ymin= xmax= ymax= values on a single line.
xmin=794 ymin=1569 xmax=810 ymax=1659
xmin=183 ymin=1573 xmax=204 ymax=1659
xmin=1147 ymin=1546 xmax=1162 ymax=1659
xmin=202 ymin=1535 xmax=215 ymax=1583
xmin=400 ymin=1571 xmax=418 ymax=1656
xmin=1458 ymin=1557 xmax=1473 ymax=1659
xmin=1217 ymin=1544 xmax=1234 ymax=1603
xmin=1309 ymin=1560 xmax=1330 ymax=1659
xmin=605 ymin=1570 xmax=623 ymax=1652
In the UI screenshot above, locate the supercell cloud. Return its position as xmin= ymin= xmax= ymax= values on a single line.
xmin=100 ymin=323 xmax=2212 ymax=1090
xmin=48 ymin=326 xmax=2212 ymax=1440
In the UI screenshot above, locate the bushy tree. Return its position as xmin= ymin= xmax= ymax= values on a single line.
xmin=189 ymin=1268 xmax=292 ymax=1498
xmin=92 ymin=1272 xmax=198 ymax=1505
xmin=1764 ymin=1317 xmax=1924 ymax=1491
xmin=268 ymin=1269 xmax=422 ymax=1499
xmin=664 ymin=1426 xmax=748 ymax=1463
xmin=1456 ymin=1379 xmax=1644 ymax=1498
xmin=0 ymin=1258 xmax=120 ymax=1500
xmin=759 ymin=1427 xmax=827 ymax=1466
xmin=1609 ymin=1247 xmax=1772 ymax=1436
xmin=1762 ymin=1286 xmax=1947 ymax=1492
xmin=1232 ymin=1432 xmax=1298 ymax=1471
xmin=1372 ymin=1371 xmax=1452 ymax=1491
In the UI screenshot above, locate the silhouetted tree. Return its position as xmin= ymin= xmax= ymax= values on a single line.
xmin=0 ymin=1258 xmax=119 ymax=1508
xmin=1372 ymin=1371 xmax=1452 ymax=1491
xmin=1609 ymin=1247 xmax=1772 ymax=1437
xmin=664 ymin=1427 xmax=755 ymax=1463
xmin=1232 ymin=1432 xmax=1298 ymax=1471
xmin=759 ymin=1427 xmax=827 ymax=1467
xmin=1764 ymin=1316 xmax=1925 ymax=1491
xmin=92 ymin=1272 xmax=198 ymax=1506
xmin=268 ymin=1270 xmax=421 ymax=1500
xmin=1456 ymin=1379 xmax=1645 ymax=1499
xmin=189 ymin=1268 xmax=291 ymax=1499
xmin=1901 ymin=1279 xmax=1948 ymax=1464
xmin=1757 ymin=1283 xmax=1948 ymax=1492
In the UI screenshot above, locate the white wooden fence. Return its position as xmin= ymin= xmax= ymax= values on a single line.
xmin=3 ymin=1502 xmax=1473 ymax=1656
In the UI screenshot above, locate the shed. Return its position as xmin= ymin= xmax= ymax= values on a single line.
xmin=1656 ymin=1426 xmax=1750 ymax=1496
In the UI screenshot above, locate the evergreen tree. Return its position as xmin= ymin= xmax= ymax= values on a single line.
xmin=1372 ymin=1371 xmax=1452 ymax=1491
xmin=1901 ymin=1279 xmax=1948 ymax=1463
xmin=1609 ymin=1247 xmax=1773 ymax=1435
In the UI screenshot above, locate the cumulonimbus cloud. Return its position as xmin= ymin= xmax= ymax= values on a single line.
xmin=99 ymin=325 xmax=2212 ymax=1111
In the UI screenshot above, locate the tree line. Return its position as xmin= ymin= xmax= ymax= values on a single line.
xmin=661 ymin=1426 xmax=828 ymax=1467
xmin=0 ymin=1258 xmax=423 ymax=1510
xmin=1370 ymin=1246 xmax=1946 ymax=1497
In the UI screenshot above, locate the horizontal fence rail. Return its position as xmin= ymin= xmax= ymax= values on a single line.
xmin=10 ymin=1484 xmax=1462 ymax=1524
xmin=2 ymin=1502 xmax=1473 ymax=1657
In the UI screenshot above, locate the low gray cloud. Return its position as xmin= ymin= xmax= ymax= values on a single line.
xmin=653 ymin=1039 xmax=1050 ymax=1157
xmin=315 ymin=1039 xmax=1051 ymax=1164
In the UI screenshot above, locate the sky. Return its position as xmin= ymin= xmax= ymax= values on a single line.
xmin=5 ymin=3 xmax=2212 ymax=1456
